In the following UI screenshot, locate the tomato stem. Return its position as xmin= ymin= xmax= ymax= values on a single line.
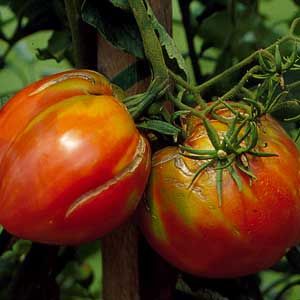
xmin=64 ymin=0 xmax=96 ymax=68
xmin=128 ymin=0 xmax=168 ymax=82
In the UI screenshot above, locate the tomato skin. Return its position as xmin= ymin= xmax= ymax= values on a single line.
xmin=0 ymin=70 xmax=151 ymax=245
xmin=0 ymin=69 xmax=113 ymax=163
xmin=139 ymin=114 xmax=300 ymax=278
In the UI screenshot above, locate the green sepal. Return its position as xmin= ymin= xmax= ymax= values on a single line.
xmin=137 ymin=119 xmax=182 ymax=136
xmin=189 ymin=159 xmax=215 ymax=189
xmin=242 ymin=98 xmax=263 ymax=115
xmin=170 ymin=110 xmax=190 ymax=123
xmin=284 ymin=43 xmax=298 ymax=70
xmin=179 ymin=145 xmax=217 ymax=156
xmin=235 ymin=123 xmax=252 ymax=146
xmin=295 ymin=128 xmax=300 ymax=143
xmin=215 ymin=156 xmax=236 ymax=170
xmin=223 ymin=135 xmax=240 ymax=155
xmin=226 ymin=115 xmax=240 ymax=139
xmin=258 ymin=51 xmax=273 ymax=73
xmin=284 ymin=114 xmax=300 ymax=122
xmin=181 ymin=153 xmax=216 ymax=160
xmin=271 ymin=100 xmax=300 ymax=121
xmin=216 ymin=161 xmax=223 ymax=207
xmin=265 ymin=91 xmax=288 ymax=113
xmin=236 ymin=158 xmax=257 ymax=179
xmin=243 ymin=122 xmax=258 ymax=152
xmin=125 ymin=77 xmax=169 ymax=119
xmin=203 ymin=117 xmax=221 ymax=149
xmin=227 ymin=164 xmax=243 ymax=191
xmin=274 ymin=44 xmax=282 ymax=73
xmin=229 ymin=117 xmax=249 ymax=145
xmin=249 ymin=151 xmax=278 ymax=157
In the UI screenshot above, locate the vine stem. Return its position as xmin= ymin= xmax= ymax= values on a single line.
xmin=128 ymin=0 xmax=168 ymax=81
xmin=169 ymin=32 xmax=300 ymax=97
xmin=286 ymin=80 xmax=300 ymax=91
xmin=194 ymin=34 xmax=298 ymax=93
xmin=219 ymin=65 xmax=261 ymax=101
xmin=64 ymin=0 xmax=83 ymax=67
xmin=289 ymin=17 xmax=300 ymax=35
xmin=64 ymin=0 xmax=97 ymax=68
xmin=178 ymin=0 xmax=202 ymax=83
xmin=168 ymin=69 xmax=207 ymax=108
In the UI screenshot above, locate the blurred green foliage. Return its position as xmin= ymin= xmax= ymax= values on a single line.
xmin=0 ymin=0 xmax=300 ymax=299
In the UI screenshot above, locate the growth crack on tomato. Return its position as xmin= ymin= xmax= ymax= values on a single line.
xmin=65 ymin=135 xmax=148 ymax=218
xmin=0 ymin=70 xmax=151 ymax=245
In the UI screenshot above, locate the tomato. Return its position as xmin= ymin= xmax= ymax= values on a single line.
xmin=139 ymin=112 xmax=300 ymax=278
xmin=0 ymin=70 xmax=151 ymax=245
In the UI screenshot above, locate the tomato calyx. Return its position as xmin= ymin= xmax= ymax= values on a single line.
xmin=178 ymin=102 xmax=280 ymax=206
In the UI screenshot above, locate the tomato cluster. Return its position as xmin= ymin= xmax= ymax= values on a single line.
xmin=1 ymin=70 xmax=300 ymax=278
xmin=0 ymin=70 xmax=150 ymax=244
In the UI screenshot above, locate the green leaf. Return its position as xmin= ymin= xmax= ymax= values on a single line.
xmin=36 ymin=31 xmax=71 ymax=62
xmin=77 ymin=241 xmax=102 ymax=297
xmin=109 ymin=0 xmax=129 ymax=10
xmin=146 ymin=4 xmax=188 ymax=80
xmin=137 ymin=119 xmax=181 ymax=136
xmin=82 ymin=0 xmax=144 ymax=58
xmin=112 ymin=60 xmax=150 ymax=90
xmin=0 ymin=94 xmax=12 ymax=108
xmin=7 ymin=0 xmax=65 ymax=37
xmin=286 ymin=246 xmax=300 ymax=272
xmin=197 ymin=9 xmax=279 ymax=61
xmin=271 ymin=100 xmax=300 ymax=121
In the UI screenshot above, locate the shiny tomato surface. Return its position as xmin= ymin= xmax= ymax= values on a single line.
xmin=139 ymin=114 xmax=300 ymax=277
xmin=0 ymin=70 xmax=150 ymax=245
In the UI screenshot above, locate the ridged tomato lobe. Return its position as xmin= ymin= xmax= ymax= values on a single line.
xmin=0 ymin=70 xmax=150 ymax=244
xmin=0 ymin=70 xmax=113 ymax=162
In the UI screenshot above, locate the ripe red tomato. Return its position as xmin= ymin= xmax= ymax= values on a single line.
xmin=0 ymin=70 xmax=151 ymax=245
xmin=139 ymin=113 xmax=300 ymax=278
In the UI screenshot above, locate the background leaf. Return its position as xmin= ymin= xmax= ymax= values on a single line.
xmin=146 ymin=3 xmax=189 ymax=80
xmin=82 ymin=0 xmax=144 ymax=58
xmin=37 ymin=31 xmax=72 ymax=63
xmin=109 ymin=0 xmax=130 ymax=10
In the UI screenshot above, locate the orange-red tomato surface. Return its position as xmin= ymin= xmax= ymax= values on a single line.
xmin=0 ymin=70 xmax=151 ymax=245
xmin=139 ymin=113 xmax=300 ymax=278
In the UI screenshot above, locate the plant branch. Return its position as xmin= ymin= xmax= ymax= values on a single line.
xmin=290 ymin=17 xmax=300 ymax=35
xmin=219 ymin=65 xmax=261 ymax=101
xmin=194 ymin=35 xmax=293 ymax=93
xmin=286 ymin=80 xmax=300 ymax=91
xmin=178 ymin=0 xmax=202 ymax=83
xmin=64 ymin=0 xmax=97 ymax=68
xmin=128 ymin=0 xmax=168 ymax=82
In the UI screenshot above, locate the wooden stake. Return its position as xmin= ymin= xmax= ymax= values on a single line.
xmin=98 ymin=1 xmax=174 ymax=299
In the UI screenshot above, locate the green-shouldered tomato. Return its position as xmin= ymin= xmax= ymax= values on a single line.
xmin=0 ymin=70 xmax=151 ymax=245
xmin=139 ymin=113 xmax=300 ymax=278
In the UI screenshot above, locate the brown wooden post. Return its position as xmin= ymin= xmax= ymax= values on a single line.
xmin=97 ymin=1 xmax=174 ymax=299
